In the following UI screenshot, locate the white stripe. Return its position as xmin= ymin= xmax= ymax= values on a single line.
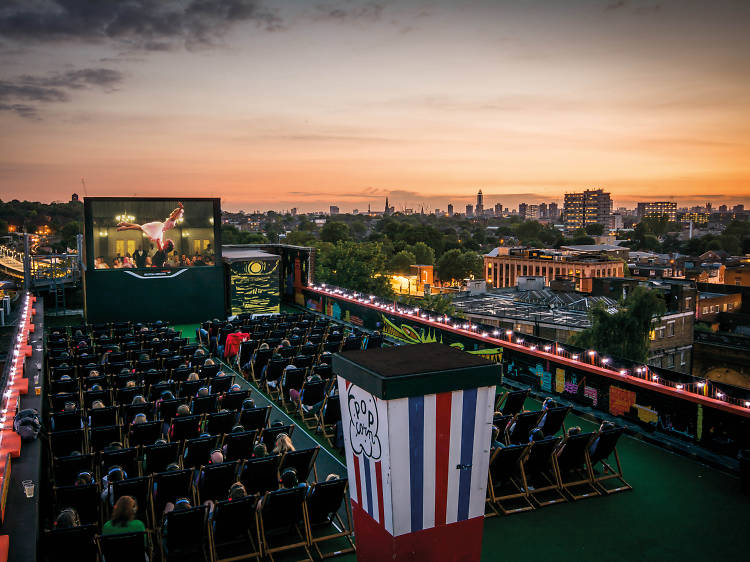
xmin=445 ymin=389 xmax=463 ymax=524
xmin=422 ymin=393 xmax=436 ymax=530
xmin=358 ymin=447 xmax=368 ymax=513
xmin=387 ymin=397 xmax=411 ymax=536
xmin=375 ymin=395 xmax=394 ymax=535
xmin=368 ymin=456 xmax=380 ymax=523
xmin=469 ymin=386 xmax=495 ymax=519
xmin=336 ymin=377 xmax=358 ymax=504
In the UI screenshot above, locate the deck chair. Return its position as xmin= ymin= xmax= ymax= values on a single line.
xmin=257 ymin=487 xmax=312 ymax=561
xmin=538 ymin=406 xmax=571 ymax=438
xmin=224 ymin=430 xmax=259 ymax=462
xmin=239 ymin=455 xmax=281 ymax=496
xmin=492 ymin=414 xmax=513 ymax=445
xmin=50 ymin=428 xmax=85 ymax=457
xmin=239 ymin=406 xmax=271 ymax=432
xmin=486 ymin=444 xmax=533 ymax=516
xmin=263 ymin=359 xmax=288 ymax=395
xmin=50 ymin=392 xmax=80 ymax=412
xmin=250 ymin=349 xmax=273 ymax=383
xmin=50 ymin=411 xmax=83 ymax=432
xmin=205 ymin=411 xmax=236 ymax=436
xmin=588 ymin=427 xmax=632 ymax=494
xmin=183 ymin=436 xmax=219 ymax=469
xmin=507 ymin=411 xmax=544 ymax=444
xmin=54 ymin=483 xmax=101 ymax=525
xmin=210 ymin=376 xmax=234 ymax=395
xmin=306 ymin=478 xmax=355 ymax=559
xmin=280 ymin=368 xmax=306 ymax=411
xmin=261 ymin=424 xmax=295 ymax=451
xmin=98 ymin=531 xmax=150 ymax=562
xmin=53 ymin=452 xmax=94 ymax=486
xmin=149 ymin=382 xmax=177 ymax=401
xmin=170 ymin=414 xmax=202 ymax=441
xmin=50 ymin=378 xmax=79 ymax=395
xmin=220 ymin=390 xmax=251 ymax=412
xmin=522 ymin=437 xmax=566 ymax=507
xmin=110 ymin=475 xmax=153 ymax=526
xmin=200 ymin=363 xmax=220 ymax=379
xmin=495 ymin=389 xmax=529 ymax=416
xmin=192 ymin=394 xmax=219 ymax=415
xmin=160 ymin=505 xmax=211 ymax=562
xmin=153 ymin=469 xmax=195 ymax=516
xmin=197 ymin=461 xmax=241 ymax=504
xmin=554 ymin=432 xmax=600 ymax=500
xmin=84 ymin=388 xmax=112 ymax=409
xmin=316 ymin=394 xmax=341 ymax=447
xmin=279 ymin=447 xmax=319 ymax=484
xmin=88 ymin=405 xmax=119 ymax=428
xmin=313 ymin=363 xmax=333 ymax=381
xmin=298 ymin=380 xmax=327 ymax=426
xmin=100 ymin=446 xmax=139 ymax=476
xmin=43 ymin=524 xmax=98 ymax=562
xmin=122 ymin=402 xmax=152 ymax=423
xmin=211 ymin=495 xmax=261 ymax=562
xmin=89 ymin=425 xmax=122 ymax=451
xmin=143 ymin=442 xmax=180 ymax=475
xmin=180 ymin=379 xmax=204 ymax=398
xmin=158 ymin=398 xmax=187 ymax=425
xmin=128 ymin=420 xmax=163 ymax=447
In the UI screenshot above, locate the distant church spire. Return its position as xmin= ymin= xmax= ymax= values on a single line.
xmin=385 ymin=197 xmax=390 ymax=215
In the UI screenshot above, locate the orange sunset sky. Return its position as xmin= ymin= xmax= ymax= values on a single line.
xmin=1 ymin=0 xmax=749 ymax=212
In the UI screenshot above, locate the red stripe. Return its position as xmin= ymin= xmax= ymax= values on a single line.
xmin=352 ymin=454 xmax=362 ymax=507
xmin=434 ymin=392 xmax=452 ymax=526
xmin=375 ymin=460 xmax=385 ymax=525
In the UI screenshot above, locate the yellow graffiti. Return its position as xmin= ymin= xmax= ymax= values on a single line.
xmin=380 ymin=314 xmax=440 ymax=345
xmin=467 ymin=347 xmax=504 ymax=363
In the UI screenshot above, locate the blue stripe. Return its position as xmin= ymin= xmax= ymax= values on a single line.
xmin=363 ymin=456 xmax=374 ymax=518
xmin=457 ymin=388 xmax=477 ymax=521
xmin=408 ymin=396 xmax=424 ymax=532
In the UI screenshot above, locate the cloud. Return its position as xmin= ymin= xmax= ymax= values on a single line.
xmin=0 ymin=67 xmax=124 ymax=119
xmin=0 ymin=0 xmax=283 ymax=50
xmin=315 ymin=1 xmax=386 ymax=22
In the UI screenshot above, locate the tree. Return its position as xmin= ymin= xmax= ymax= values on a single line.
xmin=437 ymin=249 xmax=483 ymax=283
xmin=390 ymin=250 xmax=416 ymax=274
xmin=411 ymin=242 xmax=435 ymax=265
xmin=571 ymin=286 xmax=667 ymax=363
xmin=585 ymin=223 xmax=604 ymax=236
xmin=315 ymin=241 xmax=392 ymax=298
xmin=320 ymin=221 xmax=351 ymax=244
xmin=284 ymin=230 xmax=317 ymax=246
xmin=59 ymin=220 xmax=81 ymax=249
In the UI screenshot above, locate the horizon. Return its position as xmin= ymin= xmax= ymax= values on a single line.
xmin=1 ymin=1 xmax=749 ymax=212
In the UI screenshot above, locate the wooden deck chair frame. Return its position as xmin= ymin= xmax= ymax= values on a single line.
xmin=521 ymin=438 xmax=567 ymax=507
xmin=256 ymin=489 xmax=313 ymax=562
xmin=209 ymin=495 xmax=261 ymax=562
xmin=553 ymin=434 xmax=601 ymax=501
xmin=316 ymin=394 xmax=340 ymax=447
xmin=485 ymin=444 xmax=533 ymax=516
xmin=305 ymin=479 xmax=355 ymax=559
xmin=588 ymin=429 xmax=632 ymax=495
xmin=297 ymin=380 xmax=329 ymax=428
xmin=494 ymin=388 xmax=529 ymax=416
xmin=158 ymin=504 xmax=215 ymax=562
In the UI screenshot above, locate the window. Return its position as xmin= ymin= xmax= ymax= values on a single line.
xmin=680 ymin=351 xmax=687 ymax=366
xmin=667 ymin=322 xmax=675 ymax=337
xmin=665 ymin=354 xmax=674 ymax=368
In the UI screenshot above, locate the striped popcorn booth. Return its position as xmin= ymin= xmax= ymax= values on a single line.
xmin=333 ymin=343 xmax=499 ymax=562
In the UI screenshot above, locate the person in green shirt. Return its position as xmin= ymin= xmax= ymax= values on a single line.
xmin=102 ymin=495 xmax=147 ymax=546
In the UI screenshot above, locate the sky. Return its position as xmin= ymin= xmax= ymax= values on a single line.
xmin=1 ymin=0 xmax=749 ymax=213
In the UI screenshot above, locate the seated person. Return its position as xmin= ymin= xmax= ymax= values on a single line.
xmin=54 ymin=507 xmax=80 ymax=529
xmin=253 ymin=443 xmax=268 ymax=458
xmin=168 ymin=404 xmax=192 ymax=440
xmin=101 ymin=465 xmax=128 ymax=507
xmin=589 ymin=421 xmax=615 ymax=456
xmin=535 ymin=398 xmax=557 ymax=431
xmin=205 ymin=481 xmax=247 ymax=514
xmin=491 ymin=426 xmax=505 ymax=450
xmin=529 ymin=428 xmax=545 ymax=442
xmin=102 ymin=495 xmax=146 ymax=545
xmin=74 ymin=470 xmax=94 ymax=487
xmin=257 ymin=468 xmax=305 ymax=511
xmin=272 ymin=433 xmax=295 ymax=455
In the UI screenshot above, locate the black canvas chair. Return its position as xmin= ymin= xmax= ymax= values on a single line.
xmin=153 ymin=469 xmax=195 ymax=516
xmin=220 ymin=390 xmax=251 ymax=412
xmin=210 ymin=376 xmax=233 ymax=395
xmin=486 ymin=443 xmax=533 ymax=516
xmin=522 ymin=437 xmax=566 ymax=507
xmin=538 ymin=406 xmax=571 ymax=438
xmin=88 ymin=405 xmax=119 ymax=428
xmin=588 ymin=427 xmax=632 ymax=494
xmin=197 ymin=460 xmax=240 ymax=504
xmin=492 ymin=414 xmax=512 ymax=445
xmin=211 ymin=495 xmax=261 ymax=562
xmin=50 ymin=378 xmax=79 ymax=395
xmin=200 ymin=363 xmax=220 ymax=379
xmin=257 ymin=487 xmax=312 ymax=561
xmin=110 ymin=475 xmax=153 ymax=525
xmin=122 ymin=402 xmax=152 ymax=423
xmin=495 ymin=389 xmax=529 ymax=416
xmin=50 ymin=392 xmax=80 ymax=412
xmin=554 ymin=432 xmax=599 ymax=500
xmin=306 ymin=478 xmax=355 ymax=559
xmin=53 ymin=452 xmax=94 ymax=486
xmin=298 ymin=380 xmax=327 ymax=426
xmin=239 ymin=455 xmax=281 ymax=496
xmin=313 ymin=363 xmax=333 ymax=381
xmin=50 ymin=411 xmax=83 ymax=432
xmin=261 ymin=424 xmax=295 ymax=451
xmin=180 ymin=379 xmax=204 ymax=398
xmin=239 ymin=407 xmax=271 ymax=432
xmin=205 ymin=411 xmax=236 ymax=436
xmin=224 ymin=430 xmax=258 ymax=462
xmin=43 ymin=524 xmax=98 ymax=562
xmin=160 ymin=505 xmax=212 ymax=562
xmin=128 ymin=420 xmax=163 ymax=447
xmin=316 ymin=394 xmax=341 ymax=447
xmin=50 ymin=428 xmax=85 ymax=457
xmin=100 ymin=446 xmax=139 ymax=477
xmin=143 ymin=442 xmax=180 ymax=475
xmin=89 ymin=425 xmax=122 ymax=451
xmin=507 ymin=411 xmax=544 ymax=444
xmin=84 ymin=388 xmax=112 ymax=409
xmin=149 ymin=382 xmax=177 ymax=402
xmin=280 ymin=368 xmax=306 ymax=411
xmin=183 ymin=436 xmax=219 ymax=469
xmin=250 ymin=349 xmax=273 ymax=383
xmin=98 ymin=531 xmax=150 ymax=562
xmin=158 ymin=398 xmax=187 ymax=425
xmin=279 ymin=447 xmax=319 ymax=484
xmin=170 ymin=414 xmax=202 ymax=442
xmin=192 ymin=394 xmax=219 ymax=416
xmin=54 ymin=483 xmax=101 ymax=525
xmin=116 ymin=385 xmax=144 ymax=405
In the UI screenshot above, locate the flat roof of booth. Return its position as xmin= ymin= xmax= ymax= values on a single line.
xmin=221 ymin=247 xmax=278 ymax=262
xmin=334 ymin=342 xmax=500 ymax=399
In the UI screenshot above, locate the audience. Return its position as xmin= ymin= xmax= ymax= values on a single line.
xmin=102 ymin=495 xmax=146 ymax=545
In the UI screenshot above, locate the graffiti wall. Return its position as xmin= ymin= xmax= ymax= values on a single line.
xmin=229 ymin=257 xmax=280 ymax=315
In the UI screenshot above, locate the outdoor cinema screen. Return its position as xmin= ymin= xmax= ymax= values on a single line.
xmin=89 ymin=198 xmax=217 ymax=269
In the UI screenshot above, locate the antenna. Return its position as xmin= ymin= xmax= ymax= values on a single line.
xmin=80 ymin=177 xmax=88 ymax=197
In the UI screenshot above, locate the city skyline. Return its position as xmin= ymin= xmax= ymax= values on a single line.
xmin=1 ymin=1 xmax=749 ymax=212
